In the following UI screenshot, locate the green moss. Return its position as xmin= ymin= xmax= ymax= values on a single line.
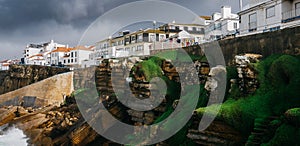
xmin=262 ymin=124 xmax=300 ymax=146
xmin=196 ymin=54 xmax=300 ymax=140
xmin=286 ymin=108 xmax=300 ymax=116
xmin=140 ymin=57 xmax=164 ymax=81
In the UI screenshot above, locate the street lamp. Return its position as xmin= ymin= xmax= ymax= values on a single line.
xmin=153 ymin=20 xmax=156 ymax=50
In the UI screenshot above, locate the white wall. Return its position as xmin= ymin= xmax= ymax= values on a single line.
xmin=50 ymin=52 xmax=65 ymax=65
xmin=239 ymin=0 xmax=282 ymax=36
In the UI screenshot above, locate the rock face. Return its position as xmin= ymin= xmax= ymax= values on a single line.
xmin=0 ymin=55 xmax=254 ymax=145
xmin=0 ymin=65 xmax=69 ymax=95
xmin=234 ymin=54 xmax=262 ymax=95
xmin=187 ymin=114 xmax=245 ymax=145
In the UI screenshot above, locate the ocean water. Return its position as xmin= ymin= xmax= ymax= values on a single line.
xmin=0 ymin=124 xmax=28 ymax=146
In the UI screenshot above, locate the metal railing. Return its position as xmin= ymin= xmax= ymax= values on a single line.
xmin=249 ymin=22 xmax=257 ymax=31
xmin=282 ymin=8 xmax=300 ymax=22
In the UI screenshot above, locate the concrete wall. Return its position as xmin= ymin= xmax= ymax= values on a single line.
xmin=0 ymin=72 xmax=74 ymax=106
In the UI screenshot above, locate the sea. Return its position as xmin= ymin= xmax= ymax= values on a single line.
xmin=0 ymin=124 xmax=28 ymax=146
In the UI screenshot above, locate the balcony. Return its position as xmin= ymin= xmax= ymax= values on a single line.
xmin=282 ymin=8 xmax=300 ymax=23
xmin=248 ymin=22 xmax=257 ymax=32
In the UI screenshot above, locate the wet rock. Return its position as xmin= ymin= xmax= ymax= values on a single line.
xmin=284 ymin=108 xmax=300 ymax=127
xmin=234 ymin=54 xmax=262 ymax=95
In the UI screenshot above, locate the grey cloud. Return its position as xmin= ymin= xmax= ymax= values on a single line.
xmin=0 ymin=0 xmax=240 ymax=59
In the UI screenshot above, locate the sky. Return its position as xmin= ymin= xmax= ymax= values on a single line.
xmin=0 ymin=0 xmax=245 ymax=60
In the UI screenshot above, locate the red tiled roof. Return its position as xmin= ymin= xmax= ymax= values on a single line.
xmin=0 ymin=60 xmax=9 ymax=63
xmin=74 ymin=46 xmax=93 ymax=51
xmin=28 ymin=54 xmax=43 ymax=59
xmin=51 ymin=47 xmax=74 ymax=53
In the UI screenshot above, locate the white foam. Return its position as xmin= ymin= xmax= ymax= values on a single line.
xmin=0 ymin=125 xmax=28 ymax=146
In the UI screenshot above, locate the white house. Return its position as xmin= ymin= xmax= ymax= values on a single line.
xmin=238 ymin=0 xmax=300 ymax=36
xmin=50 ymin=47 xmax=72 ymax=66
xmin=205 ymin=6 xmax=240 ymax=41
xmin=0 ymin=59 xmax=20 ymax=70
xmin=26 ymin=54 xmax=46 ymax=65
xmin=85 ymin=22 xmax=208 ymax=67
xmin=159 ymin=22 xmax=206 ymax=44
xmin=63 ymin=46 xmax=94 ymax=69
xmin=0 ymin=60 xmax=11 ymax=70
xmin=23 ymin=40 xmax=66 ymax=65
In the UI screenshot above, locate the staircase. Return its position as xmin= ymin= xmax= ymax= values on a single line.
xmin=246 ymin=116 xmax=280 ymax=146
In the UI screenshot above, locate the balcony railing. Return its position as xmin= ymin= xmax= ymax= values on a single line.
xmin=282 ymin=8 xmax=300 ymax=23
xmin=248 ymin=22 xmax=257 ymax=32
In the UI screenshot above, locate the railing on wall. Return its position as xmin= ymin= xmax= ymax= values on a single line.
xmin=282 ymin=8 xmax=300 ymax=23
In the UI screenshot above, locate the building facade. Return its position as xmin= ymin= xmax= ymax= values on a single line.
xmin=23 ymin=40 xmax=66 ymax=65
xmin=205 ymin=6 xmax=240 ymax=41
xmin=63 ymin=46 xmax=93 ymax=69
xmin=238 ymin=0 xmax=300 ymax=36
xmin=0 ymin=59 xmax=20 ymax=70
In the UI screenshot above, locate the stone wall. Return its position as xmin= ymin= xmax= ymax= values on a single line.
xmin=219 ymin=26 xmax=300 ymax=64
xmin=0 ymin=65 xmax=70 ymax=95
xmin=151 ymin=26 xmax=300 ymax=64
xmin=0 ymin=72 xmax=74 ymax=106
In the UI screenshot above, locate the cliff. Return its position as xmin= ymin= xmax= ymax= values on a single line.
xmin=0 ymin=65 xmax=69 ymax=95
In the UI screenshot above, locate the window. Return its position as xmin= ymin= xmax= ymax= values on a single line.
xmin=137 ymin=45 xmax=143 ymax=51
xmin=75 ymin=52 xmax=77 ymax=57
xmin=64 ymin=60 xmax=66 ymax=64
xmin=71 ymin=52 xmax=74 ymax=57
xmin=75 ymin=58 xmax=77 ymax=63
xmin=234 ymin=22 xmax=238 ymax=29
xmin=71 ymin=59 xmax=73 ymax=63
xmin=266 ymin=6 xmax=275 ymax=18
xmin=296 ymin=2 xmax=300 ymax=16
xmin=249 ymin=13 xmax=257 ymax=31
xmin=137 ymin=34 xmax=143 ymax=42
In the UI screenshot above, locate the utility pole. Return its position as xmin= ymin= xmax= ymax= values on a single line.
xmin=153 ymin=20 xmax=156 ymax=50
xmin=240 ymin=0 xmax=243 ymax=11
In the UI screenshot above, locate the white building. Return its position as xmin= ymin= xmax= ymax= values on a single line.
xmin=159 ymin=22 xmax=206 ymax=44
xmin=84 ymin=22 xmax=207 ymax=67
xmin=50 ymin=47 xmax=72 ymax=66
xmin=26 ymin=54 xmax=46 ymax=65
xmin=0 ymin=59 xmax=20 ymax=70
xmin=63 ymin=46 xmax=94 ymax=69
xmin=238 ymin=0 xmax=300 ymax=36
xmin=23 ymin=40 xmax=66 ymax=65
xmin=205 ymin=6 xmax=240 ymax=41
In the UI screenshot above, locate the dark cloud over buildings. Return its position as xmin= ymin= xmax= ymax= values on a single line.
xmin=0 ymin=0 xmax=240 ymax=59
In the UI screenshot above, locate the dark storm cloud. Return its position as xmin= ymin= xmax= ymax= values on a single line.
xmin=0 ymin=0 xmax=240 ymax=59
xmin=0 ymin=0 xmax=137 ymax=30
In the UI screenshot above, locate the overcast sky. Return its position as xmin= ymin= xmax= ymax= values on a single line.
xmin=0 ymin=0 xmax=246 ymax=60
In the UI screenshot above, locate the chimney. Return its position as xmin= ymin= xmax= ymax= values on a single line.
xmin=221 ymin=6 xmax=231 ymax=19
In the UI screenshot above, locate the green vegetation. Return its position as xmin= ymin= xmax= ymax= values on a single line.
xmin=262 ymin=124 xmax=300 ymax=146
xmin=196 ymin=54 xmax=300 ymax=143
xmin=140 ymin=57 xmax=164 ymax=81
xmin=128 ymin=53 xmax=300 ymax=145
